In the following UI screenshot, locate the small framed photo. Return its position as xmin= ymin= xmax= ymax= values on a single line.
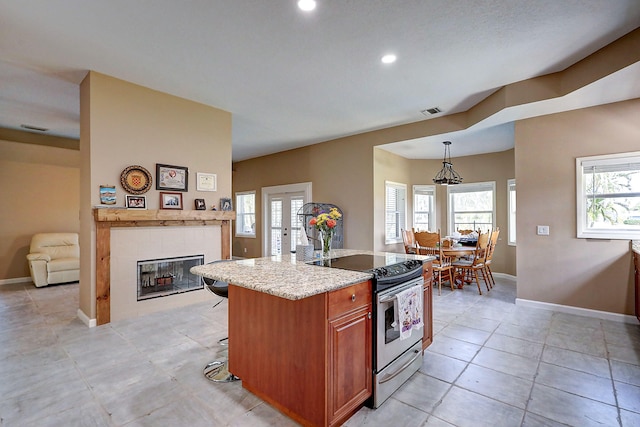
xmin=220 ymin=198 xmax=233 ymax=211
xmin=156 ymin=164 xmax=188 ymax=192
xmin=160 ymin=192 xmax=183 ymax=210
xmin=194 ymin=198 xmax=206 ymax=210
xmin=100 ymin=185 xmax=116 ymax=205
xmin=126 ymin=195 xmax=147 ymax=209
xmin=196 ymin=172 xmax=217 ymax=192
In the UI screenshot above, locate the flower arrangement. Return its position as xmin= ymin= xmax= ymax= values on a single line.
xmin=309 ymin=207 xmax=342 ymax=257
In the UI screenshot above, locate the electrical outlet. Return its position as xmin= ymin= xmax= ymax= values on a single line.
xmin=244 ymin=248 xmax=247 ymax=253
xmin=537 ymin=225 xmax=550 ymax=236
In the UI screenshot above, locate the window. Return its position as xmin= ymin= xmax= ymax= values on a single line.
xmin=235 ymin=191 xmax=256 ymax=237
xmin=576 ymin=152 xmax=640 ymax=239
xmin=385 ymin=181 xmax=407 ymax=244
xmin=447 ymin=182 xmax=495 ymax=235
xmin=508 ymin=179 xmax=516 ymax=245
xmin=413 ymin=185 xmax=435 ymax=232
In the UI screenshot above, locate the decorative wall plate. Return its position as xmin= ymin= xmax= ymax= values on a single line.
xmin=120 ymin=165 xmax=152 ymax=195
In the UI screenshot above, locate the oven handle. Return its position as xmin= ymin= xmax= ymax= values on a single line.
xmin=378 ymin=279 xmax=423 ymax=304
xmin=379 ymin=349 xmax=422 ymax=384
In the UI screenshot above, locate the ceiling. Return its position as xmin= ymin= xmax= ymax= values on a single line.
xmin=1 ymin=1 xmax=639 ymax=161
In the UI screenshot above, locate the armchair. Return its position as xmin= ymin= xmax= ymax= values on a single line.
xmin=26 ymin=233 xmax=80 ymax=287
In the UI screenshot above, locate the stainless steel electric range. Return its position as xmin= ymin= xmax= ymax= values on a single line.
xmin=309 ymin=253 xmax=425 ymax=408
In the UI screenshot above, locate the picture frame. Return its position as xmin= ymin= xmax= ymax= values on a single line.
xmin=220 ymin=197 xmax=233 ymax=211
xmin=156 ymin=164 xmax=188 ymax=192
xmin=194 ymin=198 xmax=206 ymax=210
xmin=126 ymin=195 xmax=147 ymax=209
xmin=160 ymin=192 xmax=183 ymax=210
xmin=196 ymin=172 xmax=217 ymax=192
xmin=99 ymin=185 xmax=116 ymax=205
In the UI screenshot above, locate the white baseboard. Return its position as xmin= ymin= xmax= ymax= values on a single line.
xmin=492 ymin=272 xmax=517 ymax=281
xmin=77 ymin=308 xmax=96 ymax=328
xmin=0 ymin=276 xmax=32 ymax=286
xmin=515 ymin=298 xmax=638 ymax=324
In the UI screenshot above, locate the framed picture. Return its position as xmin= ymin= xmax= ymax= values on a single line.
xmin=160 ymin=192 xmax=183 ymax=210
xmin=126 ymin=195 xmax=147 ymax=209
xmin=196 ymin=172 xmax=217 ymax=192
xmin=156 ymin=164 xmax=188 ymax=191
xmin=220 ymin=197 xmax=233 ymax=211
xmin=99 ymin=185 xmax=116 ymax=205
xmin=194 ymin=198 xmax=206 ymax=210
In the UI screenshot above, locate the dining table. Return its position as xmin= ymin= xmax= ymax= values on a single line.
xmin=441 ymin=245 xmax=476 ymax=289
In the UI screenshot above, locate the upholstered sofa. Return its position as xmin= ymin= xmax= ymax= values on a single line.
xmin=26 ymin=233 xmax=80 ymax=287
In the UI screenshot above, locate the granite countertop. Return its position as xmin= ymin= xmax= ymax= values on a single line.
xmin=191 ymin=249 xmax=432 ymax=300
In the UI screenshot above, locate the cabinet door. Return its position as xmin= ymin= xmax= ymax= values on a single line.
xmin=328 ymin=305 xmax=372 ymax=424
xmin=422 ymin=261 xmax=434 ymax=350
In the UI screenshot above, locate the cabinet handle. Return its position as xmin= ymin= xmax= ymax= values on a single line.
xmin=351 ymin=294 xmax=356 ymax=302
xmin=368 ymin=312 xmax=372 ymax=319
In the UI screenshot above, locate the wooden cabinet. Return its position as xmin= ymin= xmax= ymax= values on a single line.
xmin=328 ymin=302 xmax=372 ymax=424
xmin=228 ymin=280 xmax=372 ymax=427
xmin=422 ymin=260 xmax=434 ymax=350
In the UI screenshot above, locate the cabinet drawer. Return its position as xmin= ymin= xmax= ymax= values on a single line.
xmin=423 ymin=261 xmax=433 ymax=281
xmin=328 ymin=281 xmax=371 ymax=319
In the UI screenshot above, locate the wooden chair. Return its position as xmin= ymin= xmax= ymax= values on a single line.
xmin=414 ymin=230 xmax=453 ymax=295
xmin=483 ymin=228 xmax=500 ymax=288
xmin=452 ymin=230 xmax=490 ymax=295
xmin=401 ymin=229 xmax=418 ymax=254
xmin=457 ymin=229 xmax=474 ymax=235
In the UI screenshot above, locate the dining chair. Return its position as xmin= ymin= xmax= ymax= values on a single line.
xmin=452 ymin=230 xmax=490 ymax=295
xmin=414 ymin=230 xmax=453 ymax=295
xmin=483 ymin=228 xmax=500 ymax=288
xmin=401 ymin=229 xmax=418 ymax=254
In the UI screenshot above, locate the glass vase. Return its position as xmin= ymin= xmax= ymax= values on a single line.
xmin=319 ymin=229 xmax=333 ymax=259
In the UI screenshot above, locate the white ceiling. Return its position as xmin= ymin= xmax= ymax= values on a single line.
xmin=0 ymin=1 xmax=639 ymax=161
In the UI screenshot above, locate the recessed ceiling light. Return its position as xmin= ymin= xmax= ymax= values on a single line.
xmin=381 ymin=54 xmax=397 ymax=64
xmin=298 ymin=0 xmax=316 ymax=11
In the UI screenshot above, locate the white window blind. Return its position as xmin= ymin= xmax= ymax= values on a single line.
xmin=385 ymin=181 xmax=406 ymax=244
xmin=508 ymin=179 xmax=516 ymax=245
xmin=413 ymin=185 xmax=435 ymax=232
xmin=447 ymin=181 xmax=495 ymax=235
xmin=235 ymin=191 xmax=256 ymax=237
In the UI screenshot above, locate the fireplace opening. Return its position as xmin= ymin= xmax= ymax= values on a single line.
xmin=137 ymin=254 xmax=204 ymax=301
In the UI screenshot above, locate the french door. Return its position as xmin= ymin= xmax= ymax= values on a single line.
xmin=267 ymin=192 xmax=305 ymax=256
xmin=262 ymin=182 xmax=312 ymax=257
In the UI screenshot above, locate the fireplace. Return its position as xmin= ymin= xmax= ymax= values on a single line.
xmin=137 ymin=254 xmax=204 ymax=301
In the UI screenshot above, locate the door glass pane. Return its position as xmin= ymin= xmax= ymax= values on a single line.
xmin=271 ymin=199 xmax=282 ymax=255
xmin=290 ymin=197 xmax=304 ymax=252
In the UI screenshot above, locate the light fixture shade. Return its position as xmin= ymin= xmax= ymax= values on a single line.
xmin=433 ymin=141 xmax=463 ymax=185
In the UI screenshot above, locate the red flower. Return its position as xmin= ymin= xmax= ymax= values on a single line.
xmin=326 ymin=219 xmax=337 ymax=228
xmin=309 ymin=218 xmax=317 ymax=226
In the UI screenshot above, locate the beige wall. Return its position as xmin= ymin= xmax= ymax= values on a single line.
xmin=79 ymin=71 xmax=232 ymax=321
xmin=232 ymin=138 xmax=374 ymax=257
xmin=516 ymin=99 xmax=640 ymax=315
xmin=0 ymin=140 xmax=80 ymax=280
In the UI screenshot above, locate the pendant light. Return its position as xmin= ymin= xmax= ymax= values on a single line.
xmin=433 ymin=141 xmax=463 ymax=185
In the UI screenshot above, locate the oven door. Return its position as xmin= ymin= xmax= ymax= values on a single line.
xmin=375 ymin=276 xmax=424 ymax=371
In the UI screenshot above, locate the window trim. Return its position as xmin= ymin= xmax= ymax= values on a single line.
xmin=385 ymin=181 xmax=407 ymax=245
xmin=507 ymin=179 xmax=516 ymax=246
xmin=412 ymin=184 xmax=436 ymax=232
xmin=447 ymin=181 xmax=496 ymax=235
xmin=235 ymin=190 xmax=256 ymax=238
xmin=576 ymin=151 xmax=640 ymax=239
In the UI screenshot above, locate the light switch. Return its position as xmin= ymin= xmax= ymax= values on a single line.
xmin=537 ymin=225 xmax=550 ymax=236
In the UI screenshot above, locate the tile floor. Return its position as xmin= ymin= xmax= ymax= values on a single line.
xmin=1 ymin=276 xmax=639 ymax=426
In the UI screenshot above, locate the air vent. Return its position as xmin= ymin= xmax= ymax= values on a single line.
xmin=421 ymin=107 xmax=442 ymax=116
xmin=20 ymin=124 xmax=49 ymax=132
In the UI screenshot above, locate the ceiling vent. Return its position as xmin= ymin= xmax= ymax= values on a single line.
xmin=20 ymin=124 xmax=49 ymax=132
xmin=421 ymin=107 xmax=442 ymax=116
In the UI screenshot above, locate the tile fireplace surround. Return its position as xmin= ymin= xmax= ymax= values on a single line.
xmin=93 ymin=208 xmax=235 ymax=325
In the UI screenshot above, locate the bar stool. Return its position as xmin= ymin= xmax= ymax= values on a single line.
xmin=202 ymin=260 xmax=238 ymax=382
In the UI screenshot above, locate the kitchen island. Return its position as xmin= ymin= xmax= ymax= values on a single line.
xmin=191 ymin=249 xmax=432 ymax=427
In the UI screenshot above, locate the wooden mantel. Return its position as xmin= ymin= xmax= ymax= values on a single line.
xmin=93 ymin=208 xmax=236 ymax=325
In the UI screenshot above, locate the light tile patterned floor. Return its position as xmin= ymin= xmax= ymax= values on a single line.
xmin=1 ymin=276 xmax=639 ymax=426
